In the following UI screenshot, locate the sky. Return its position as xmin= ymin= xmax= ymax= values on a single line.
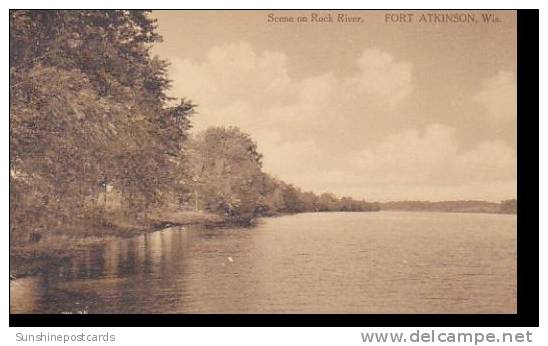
xmin=151 ymin=10 xmax=516 ymax=202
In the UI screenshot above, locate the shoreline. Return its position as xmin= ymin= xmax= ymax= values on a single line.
xmin=9 ymin=209 xmax=374 ymax=280
xmin=9 ymin=210 xmax=246 ymax=280
xmin=9 ymin=208 xmax=513 ymax=280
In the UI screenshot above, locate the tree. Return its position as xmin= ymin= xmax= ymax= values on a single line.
xmin=10 ymin=10 xmax=195 ymax=242
xmin=258 ymin=174 xmax=287 ymax=215
xmin=187 ymin=127 xmax=264 ymax=221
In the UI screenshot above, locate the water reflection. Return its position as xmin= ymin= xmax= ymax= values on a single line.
xmin=10 ymin=212 xmax=517 ymax=314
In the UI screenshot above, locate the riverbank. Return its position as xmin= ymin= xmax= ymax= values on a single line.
xmin=12 ymin=205 xmax=510 ymax=279
xmin=11 ymin=208 xmax=379 ymax=279
xmin=10 ymin=211 xmax=517 ymax=314
xmin=9 ymin=208 xmax=234 ymax=279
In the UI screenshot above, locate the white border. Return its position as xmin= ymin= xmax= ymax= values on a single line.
xmin=3 ymin=2 xmax=544 ymax=346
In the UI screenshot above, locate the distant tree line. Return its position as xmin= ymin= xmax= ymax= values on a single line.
xmin=9 ymin=10 xmax=378 ymax=245
xmin=380 ymin=199 xmax=517 ymax=214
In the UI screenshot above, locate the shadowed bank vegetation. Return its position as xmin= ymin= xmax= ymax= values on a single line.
xmin=9 ymin=10 xmax=378 ymax=277
xmin=9 ymin=11 xmax=516 ymax=279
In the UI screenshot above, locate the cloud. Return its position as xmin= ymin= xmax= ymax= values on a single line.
xmin=347 ymin=48 xmax=412 ymax=108
xmin=169 ymin=42 xmax=413 ymax=134
xmin=170 ymin=42 xmax=292 ymax=109
xmin=453 ymin=140 xmax=516 ymax=182
xmin=353 ymin=124 xmax=515 ymax=184
xmin=354 ymin=124 xmax=458 ymax=184
xmin=258 ymin=123 xmax=516 ymax=201
xmin=475 ymin=71 xmax=516 ymax=121
xmin=347 ymin=124 xmax=516 ymax=200
xmin=166 ymin=42 xmax=515 ymax=201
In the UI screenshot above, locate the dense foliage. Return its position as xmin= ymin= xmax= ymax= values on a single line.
xmin=187 ymin=127 xmax=380 ymax=221
xmin=10 ymin=10 xmax=378 ymax=245
xmin=10 ymin=10 xmax=195 ymax=243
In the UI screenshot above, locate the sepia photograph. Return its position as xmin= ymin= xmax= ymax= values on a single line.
xmin=8 ymin=9 xmax=530 ymax=320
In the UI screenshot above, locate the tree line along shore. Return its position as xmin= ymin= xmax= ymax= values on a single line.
xmin=9 ymin=11 xmax=380 ymax=277
xmin=9 ymin=11 xmax=516 ymax=278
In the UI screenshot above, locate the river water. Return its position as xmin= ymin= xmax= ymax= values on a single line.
xmin=10 ymin=211 xmax=516 ymax=314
